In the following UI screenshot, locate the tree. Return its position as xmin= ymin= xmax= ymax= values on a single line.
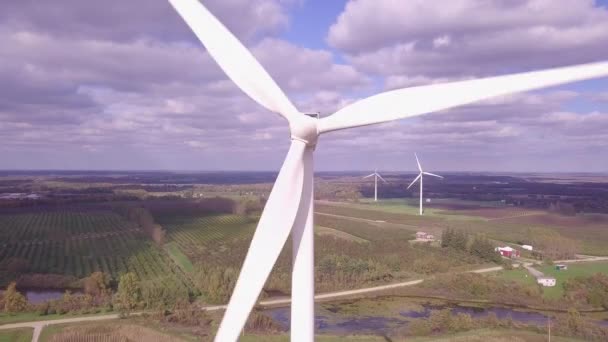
xmin=83 ymin=272 xmax=111 ymax=297
xmin=441 ymin=228 xmax=468 ymax=251
xmin=470 ymin=235 xmax=501 ymax=263
xmin=4 ymin=282 xmax=27 ymax=314
xmin=115 ymin=273 xmax=141 ymax=314
xmin=441 ymin=228 xmax=453 ymax=248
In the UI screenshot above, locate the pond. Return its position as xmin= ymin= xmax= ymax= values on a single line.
xmin=24 ymin=289 xmax=82 ymax=304
xmin=264 ymin=303 xmax=608 ymax=335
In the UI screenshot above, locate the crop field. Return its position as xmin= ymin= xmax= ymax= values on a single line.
xmin=158 ymin=214 xmax=256 ymax=255
xmin=0 ymin=211 xmax=194 ymax=292
xmin=39 ymin=320 xmax=198 ymax=342
xmin=155 ymin=214 xmax=261 ymax=269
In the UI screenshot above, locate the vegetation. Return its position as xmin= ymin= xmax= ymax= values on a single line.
xmin=0 ymin=210 xmax=195 ymax=294
xmin=165 ymin=242 xmax=194 ymax=273
xmin=3 ymin=282 xmax=27 ymax=314
xmin=0 ymin=328 xmax=33 ymax=342
xmin=115 ymin=272 xmax=141 ymax=315
xmin=540 ymin=261 xmax=608 ymax=299
xmin=563 ymin=273 xmax=608 ymax=309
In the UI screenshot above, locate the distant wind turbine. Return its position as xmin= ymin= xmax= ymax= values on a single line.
xmin=168 ymin=0 xmax=608 ymax=340
xmin=363 ymin=169 xmax=387 ymax=202
xmin=407 ymin=154 xmax=443 ymax=215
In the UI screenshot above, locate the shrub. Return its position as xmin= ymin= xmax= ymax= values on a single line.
xmin=3 ymin=282 xmax=27 ymax=314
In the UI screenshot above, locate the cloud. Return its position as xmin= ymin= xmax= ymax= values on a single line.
xmin=1 ymin=0 xmax=607 ymax=171
xmin=0 ymin=0 xmax=292 ymax=43
xmin=328 ymin=0 xmax=608 ymax=77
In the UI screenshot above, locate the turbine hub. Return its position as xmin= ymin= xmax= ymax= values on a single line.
xmin=290 ymin=114 xmax=319 ymax=147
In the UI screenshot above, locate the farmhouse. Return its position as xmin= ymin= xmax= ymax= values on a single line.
xmin=537 ymin=276 xmax=556 ymax=287
xmin=494 ymin=246 xmax=521 ymax=258
xmin=522 ymin=245 xmax=533 ymax=251
xmin=415 ymin=231 xmax=435 ymax=241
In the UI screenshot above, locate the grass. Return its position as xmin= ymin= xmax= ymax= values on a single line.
xmin=0 ymin=328 xmax=33 ymax=342
xmin=539 ymin=261 xmax=608 ymax=299
xmin=316 ymin=226 xmax=369 ymax=243
xmin=39 ymin=319 xmax=200 ymax=342
xmin=405 ymin=328 xmax=583 ymax=341
xmin=241 ymin=335 xmax=386 ymax=341
xmin=0 ymin=311 xmax=114 ymax=325
xmin=496 ymin=261 xmax=608 ymax=299
xmin=165 ymin=242 xmax=194 ymax=273
xmin=495 ymin=267 xmax=539 ymax=288
xmin=320 ymin=199 xmax=608 ymax=256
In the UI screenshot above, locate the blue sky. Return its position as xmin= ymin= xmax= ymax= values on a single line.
xmin=0 ymin=0 xmax=607 ymax=172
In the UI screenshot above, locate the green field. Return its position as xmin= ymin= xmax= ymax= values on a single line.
xmin=242 ymin=335 xmax=385 ymax=342
xmin=405 ymin=328 xmax=583 ymax=342
xmin=495 ymin=267 xmax=539 ymax=288
xmin=0 ymin=328 xmax=33 ymax=342
xmin=165 ymin=242 xmax=194 ymax=273
xmin=0 ymin=210 xmax=194 ymax=292
xmin=318 ymin=200 xmax=608 ymax=256
xmin=497 ymin=262 xmax=608 ymax=299
xmin=539 ymin=261 xmax=608 ymax=299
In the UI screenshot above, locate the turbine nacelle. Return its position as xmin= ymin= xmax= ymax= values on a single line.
xmin=290 ymin=113 xmax=320 ymax=147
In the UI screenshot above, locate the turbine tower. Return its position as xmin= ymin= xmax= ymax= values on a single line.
xmin=363 ymin=169 xmax=387 ymax=202
xmin=407 ymin=153 xmax=443 ymax=215
xmin=167 ymin=1 xmax=608 ymax=340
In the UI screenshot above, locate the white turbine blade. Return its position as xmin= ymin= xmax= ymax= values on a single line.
xmin=215 ymin=140 xmax=306 ymax=341
xmin=407 ymin=174 xmax=421 ymax=189
xmin=423 ymin=172 xmax=443 ymax=179
xmin=414 ymin=153 xmax=422 ymax=172
xmin=363 ymin=173 xmax=375 ymax=179
xmin=319 ymin=61 xmax=608 ymax=133
xmin=169 ymin=0 xmax=298 ymax=120
xmin=377 ymin=173 xmax=388 ymax=184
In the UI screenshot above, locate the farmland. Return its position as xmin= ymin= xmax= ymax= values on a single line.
xmin=1 ymin=171 xmax=608 ymax=341
xmin=317 ymin=199 xmax=608 ymax=257
xmin=0 ymin=210 xmax=193 ymax=293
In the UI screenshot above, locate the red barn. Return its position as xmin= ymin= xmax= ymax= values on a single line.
xmin=494 ymin=246 xmax=520 ymax=258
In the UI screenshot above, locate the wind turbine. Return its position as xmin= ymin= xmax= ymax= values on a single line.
xmin=167 ymin=1 xmax=608 ymax=340
xmin=407 ymin=153 xmax=443 ymax=215
xmin=363 ymin=169 xmax=387 ymax=202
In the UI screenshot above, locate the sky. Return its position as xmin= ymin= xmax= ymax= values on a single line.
xmin=1 ymin=0 xmax=608 ymax=172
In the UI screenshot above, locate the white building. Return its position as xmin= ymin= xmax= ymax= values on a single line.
xmin=415 ymin=232 xmax=435 ymax=241
xmin=537 ymin=277 xmax=556 ymax=287
xmin=522 ymin=245 xmax=533 ymax=251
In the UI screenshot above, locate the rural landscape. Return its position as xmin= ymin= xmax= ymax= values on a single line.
xmin=1 ymin=170 xmax=608 ymax=341
xmin=3 ymin=0 xmax=608 ymax=341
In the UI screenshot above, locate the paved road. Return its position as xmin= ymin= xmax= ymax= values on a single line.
xmin=524 ymin=265 xmax=545 ymax=278
xmin=556 ymin=256 xmax=608 ymax=263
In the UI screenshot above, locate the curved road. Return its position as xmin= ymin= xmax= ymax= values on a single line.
xmin=0 ymin=264 xmax=506 ymax=342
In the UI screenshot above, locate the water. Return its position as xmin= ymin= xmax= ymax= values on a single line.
xmin=265 ymin=307 xmax=406 ymax=334
xmin=398 ymin=304 xmax=550 ymax=325
xmin=264 ymin=303 xmax=608 ymax=335
xmin=24 ymin=289 xmax=81 ymax=304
